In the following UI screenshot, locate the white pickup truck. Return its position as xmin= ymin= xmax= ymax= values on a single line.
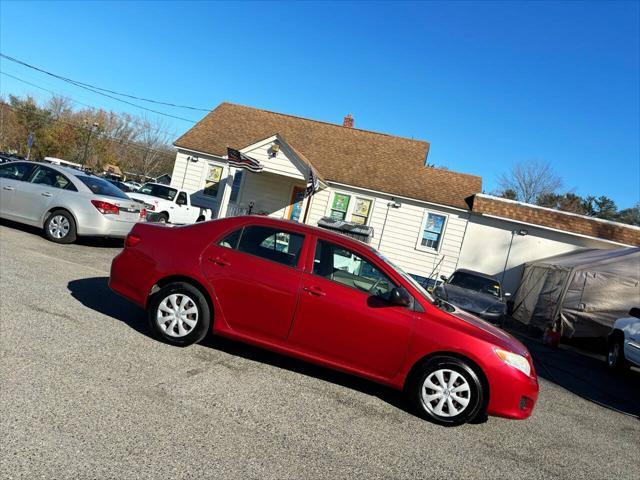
xmin=128 ymin=183 xmax=214 ymax=224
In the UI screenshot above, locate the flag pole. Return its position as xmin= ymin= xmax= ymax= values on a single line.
xmin=302 ymin=191 xmax=314 ymax=224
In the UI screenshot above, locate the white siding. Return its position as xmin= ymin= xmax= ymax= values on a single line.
xmin=242 ymin=137 xmax=307 ymax=180
xmin=170 ymin=151 xmax=208 ymax=193
xmin=458 ymin=214 xmax=622 ymax=294
xmin=306 ymin=184 xmax=468 ymax=280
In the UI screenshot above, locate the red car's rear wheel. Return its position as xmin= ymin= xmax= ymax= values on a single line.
xmin=147 ymin=282 xmax=210 ymax=346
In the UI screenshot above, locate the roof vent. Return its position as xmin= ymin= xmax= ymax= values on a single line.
xmin=343 ymin=113 xmax=354 ymax=128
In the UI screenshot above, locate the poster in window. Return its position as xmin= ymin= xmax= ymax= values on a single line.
xmin=330 ymin=209 xmax=346 ymax=221
xmin=425 ymin=214 xmax=445 ymax=233
xmin=422 ymin=231 xmax=439 ymax=242
xmin=353 ymin=198 xmax=371 ymax=217
xmin=332 ymin=193 xmax=351 ymax=212
xmin=204 ymin=165 xmax=224 ymax=196
xmin=207 ymin=165 xmax=223 ymax=183
xmin=351 ymin=215 xmax=366 ymax=225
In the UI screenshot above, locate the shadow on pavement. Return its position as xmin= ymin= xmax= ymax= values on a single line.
xmin=0 ymin=218 xmax=124 ymax=248
xmin=504 ymin=319 xmax=640 ymax=419
xmin=67 ymin=276 xmax=423 ymax=420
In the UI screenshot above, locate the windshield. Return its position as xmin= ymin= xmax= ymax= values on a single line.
xmin=372 ymin=250 xmax=435 ymax=302
xmin=138 ymin=183 xmax=177 ymax=201
xmin=448 ymin=271 xmax=501 ymax=298
xmin=76 ymin=175 xmax=129 ymax=199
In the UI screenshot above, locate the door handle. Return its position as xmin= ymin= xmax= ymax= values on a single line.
xmin=2 ymin=186 xmax=14 ymax=191
xmin=303 ymin=286 xmax=326 ymax=296
xmin=208 ymin=256 xmax=230 ymax=266
xmin=41 ymin=192 xmax=53 ymax=197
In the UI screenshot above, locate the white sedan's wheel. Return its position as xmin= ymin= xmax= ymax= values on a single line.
xmin=48 ymin=214 xmax=70 ymax=239
xmin=44 ymin=210 xmax=77 ymax=244
xmin=421 ymin=368 xmax=471 ymax=417
xmin=156 ymin=293 xmax=199 ymax=338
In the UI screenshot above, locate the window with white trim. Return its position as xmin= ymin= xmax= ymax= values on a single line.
xmin=203 ymin=164 xmax=224 ymax=197
xmin=416 ymin=212 xmax=447 ymax=251
xmin=327 ymin=192 xmax=374 ymax=225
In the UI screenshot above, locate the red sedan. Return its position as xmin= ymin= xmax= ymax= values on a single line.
xmin=110 ymin=216 xmax=538 ymax=426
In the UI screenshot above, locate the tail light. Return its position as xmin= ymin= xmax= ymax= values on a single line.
xmin=140 ymin=208 xmax=147 ymax=219
xmin=91 ymin=200 xmax=119 ymax=215
xmin=125 ymin=234 xmax=141 ymax=247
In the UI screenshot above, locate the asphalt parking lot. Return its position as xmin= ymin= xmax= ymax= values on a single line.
xmin=1 ymin=221 xmax=639 ymax=480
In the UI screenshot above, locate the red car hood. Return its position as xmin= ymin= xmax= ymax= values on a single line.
xmin=450 ymin=308 xmax=530 ymax=357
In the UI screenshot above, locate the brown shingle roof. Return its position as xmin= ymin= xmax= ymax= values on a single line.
xmin=174 ymin=103 xmax=481 ymax=209
xmin=467 ymin=194 xmax=640 ymax=246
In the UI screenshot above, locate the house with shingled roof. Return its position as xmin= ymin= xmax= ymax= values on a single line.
xmin=171 ymin=102 xmax=481 ymax=280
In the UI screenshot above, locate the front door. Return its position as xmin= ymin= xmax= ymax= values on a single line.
xmin=287 ymin=238 xmax=414 ymax=379
xmin=201 ymin=224 xmax=306 ymax=341
xmin=12 ymin=165 xmax=71 ymax=224
xmin=287 ymin=186 xmax=306 ymax=222
xmin=172 ymin=191 xmax=193 ymax=224
xmin=0 ymin=162 xmax=36 ymax=220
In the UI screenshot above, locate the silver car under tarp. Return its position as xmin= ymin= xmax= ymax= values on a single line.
xmin=512 ymin=247 xmax=640 ymax=338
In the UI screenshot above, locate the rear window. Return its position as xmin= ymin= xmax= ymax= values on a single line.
xmin=76 ymin=176 xmax=129 ymax=199
xmin=138 ymin=183 xmax=177 ymax=201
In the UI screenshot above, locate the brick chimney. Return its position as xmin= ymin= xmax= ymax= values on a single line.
xmin=343 ymin=113 xmax=354 ymax=128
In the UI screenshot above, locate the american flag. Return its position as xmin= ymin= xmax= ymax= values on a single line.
xmin=305 ymin=166 xmax=320 ymax=197
xmin=227 ymin=147 xmax=264 ymax=173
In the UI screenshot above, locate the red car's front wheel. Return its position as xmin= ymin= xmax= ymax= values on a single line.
xmin=408 ymin=356 xmax=485 ymax=426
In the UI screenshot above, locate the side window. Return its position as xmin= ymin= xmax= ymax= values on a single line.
xmin=203 ymin=164 xmax=224 ymax=197
xmin=328 ymin=192 xmax=373 ymax=224
xmin=351 ymin=197 xmax=372 ymax=224
xmin=313 ymin=240 xmax=395 ymax=297
xmin=417 ymin=212 xmax=447 ymax=251
xmin=176 ymin=191 xmax=188 ymax=205
xmin=237 ymin=225 xmax=304 ymax=267
xmin=0 ymin=162 xmax=34 ymax=181
xmin=218 ymin=228 xmax=242 ymax=249
xmin=30 ymin=166 xmax=75 ymax=190
xmin=329 ymin=193 xmax=351 ymax=220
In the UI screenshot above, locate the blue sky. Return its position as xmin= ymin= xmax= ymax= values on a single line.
xmin=1 ymin=1 xmax=638 ymax=208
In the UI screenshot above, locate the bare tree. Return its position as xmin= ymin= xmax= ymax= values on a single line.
xmin=46 ymin=95 xmax=73 ymax=119
xmin=497 ymin=160 xmax=562 ymax=203
xmin=134 ymin=118 xmax=175 ymax=179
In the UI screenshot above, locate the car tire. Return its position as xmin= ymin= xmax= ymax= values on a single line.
xmin=44 ymin=209 xmax=77 ymax=244
xmin=606 ymin=334 xmax=628 ymax=371
xmin=157 ymin=212 xmax=169 ymax=224
xmin=147 ymin=282 xmax=211 ymax=347
xmin=407 ymin=355 xmax=484 ymax=426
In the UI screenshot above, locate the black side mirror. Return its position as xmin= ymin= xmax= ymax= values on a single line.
xmin=629 ymin=307 xmax=640 ymax=319
xmin=440 ymin=275 xmax=448 ymax=282
xmin=389 ymin=287 xmax=412 ymax=307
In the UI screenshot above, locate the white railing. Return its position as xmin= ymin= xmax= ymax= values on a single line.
xmin=226 ymin=203 xmax=250 ymax=217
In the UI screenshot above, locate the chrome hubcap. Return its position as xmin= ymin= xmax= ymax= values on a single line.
xmin=156 ymin=294 xmax=198 ymax=338
xmin=421 ymin=368 xmax=471 ymax=417
xmin=48 ymin=215 xmax=70 ymax=239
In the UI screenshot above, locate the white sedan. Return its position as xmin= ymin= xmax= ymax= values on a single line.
xmin=607 ymin=308 xmax=640 ymax=370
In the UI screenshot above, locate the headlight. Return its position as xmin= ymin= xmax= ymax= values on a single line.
xmin=495 ymin=348 xmax=531 ymax=376
xmin=487 ymin=304 xmax=505 ymax=314
xmin=145 ymin=202 xmax=155 ymax=211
